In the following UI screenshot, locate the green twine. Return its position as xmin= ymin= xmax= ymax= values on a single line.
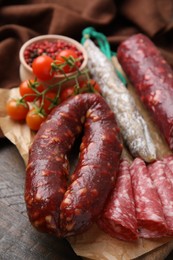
xmin=81 ymin=27 xmax=127 ymax=86
xmin=81 ymin=27 xmax=113 ymax=59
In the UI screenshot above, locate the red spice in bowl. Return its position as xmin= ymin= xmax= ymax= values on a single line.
xmin=24 ymin=40 xmax=84 ymax=69
xmin=19 ymin=35 xmax=88 ymax=83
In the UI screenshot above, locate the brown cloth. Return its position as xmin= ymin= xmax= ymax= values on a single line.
xmin=0 ymin=0 xmax=173 ymax=138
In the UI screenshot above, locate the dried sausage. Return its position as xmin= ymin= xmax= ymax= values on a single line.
xmin=130 ymin=158 xmax=167 ymax=238
xmin=117 ymin=33 xmax=173 ymax=150
xmin=84 ymin=38 xmax=156 ymax=163
xmin=25 ymin=93 xmax=122 ymax=237
xmin=98 ymin=159 xmax=138 ymax=241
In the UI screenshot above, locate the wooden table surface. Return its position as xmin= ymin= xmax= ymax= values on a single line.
xmin=1 ymin=138 xmax=173 ymax=260
xmin=0 ymin=138 xmax=82 ymax=260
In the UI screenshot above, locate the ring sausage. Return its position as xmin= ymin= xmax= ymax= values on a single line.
xmin=25 ymin=93 xmax=122 ymax=237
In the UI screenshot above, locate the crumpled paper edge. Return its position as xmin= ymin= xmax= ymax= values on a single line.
xmin=68 ymin=225 xmax=171 ymax=260
xmin=0 ymin=88 xmax=34 ymax=164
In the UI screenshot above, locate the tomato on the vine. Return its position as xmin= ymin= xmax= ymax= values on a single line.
xmin=41 ymin=92 xmax=58 ymax=114
xmin=26 ymin=108 xmax=46 ymax=131
xmin=32 ymin=55 xmax=54 ymax=81
xmin=6 ymin=99 xmax=29 ymax=121
xmin=59 ymin=79 xmax=101 ymax=102
xmin=19 ymin=79 xmax=45 ymax=102
xmin=60 ymin=86 xmax=75 ymax=102
xmin=56 ymin=49 xmax=78 ymax=74
xmin=80 ymin=79 xmax=101 ymax=94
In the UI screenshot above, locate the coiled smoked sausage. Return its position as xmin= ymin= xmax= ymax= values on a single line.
xmin=25 ymin=93 xmax=122 ymax=237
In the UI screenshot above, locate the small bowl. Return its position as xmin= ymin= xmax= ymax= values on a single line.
xmin=19 ymin=34 xmax=88 ymax=87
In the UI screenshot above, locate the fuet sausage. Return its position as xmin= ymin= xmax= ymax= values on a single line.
xmin=25 ymin=93 xmax=122 ymax=237
xmin=84 ymin=38 xmax=156 ymax=163
xmin=117 ymin=33 xmax=173 ymax=150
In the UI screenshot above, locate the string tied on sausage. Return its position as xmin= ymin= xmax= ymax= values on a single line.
xmin=81 ymin=27 xmax=127 ymax=85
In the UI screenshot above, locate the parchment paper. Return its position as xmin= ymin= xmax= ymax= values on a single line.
xmin=0 ymin=62 xmax=173 ymax=259
xmin=0 ymin=88 xmax=34 ymax=164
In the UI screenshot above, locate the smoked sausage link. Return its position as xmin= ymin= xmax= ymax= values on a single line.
xmin=117 ymin=34 xmax=173 ymax=150
xmin=25 ymin=93 xmax=122 ymax=237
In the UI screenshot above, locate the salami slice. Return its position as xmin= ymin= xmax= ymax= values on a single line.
xmin=148 ymin=160 xmax=173 ymax=236
xmin=98 ymin=160 xmax=138 ymax=241
xmin=163 ymin=155 xmax=173 ymax=187
xmin=130 ymin=158 xmax=167 ymax=238
xmin=117 ymin=33 xmax=173 ymax=150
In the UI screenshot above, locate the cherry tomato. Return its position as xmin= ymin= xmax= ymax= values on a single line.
xmin=80 ymin=79 xmax=101 ymax=94
xmin=56 ymin=49 xmax=78 ymax=74
xmin=19 ymin=79 xmax=45 ymax=102
xmin=26 ymin=108 xmax=46 ymax=131
xmin=6 ymin=99 xmax=29 ymax=121
xmin=60 ymin=86 xmax=75 ymax=102
xmin=32 ymin=55 xmax=54 ymax=81
xmin=41 ymin=92 xmax=58 ymax=114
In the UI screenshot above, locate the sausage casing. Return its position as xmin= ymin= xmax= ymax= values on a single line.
xmin=25 ymin=93 xmax=122 ymax=237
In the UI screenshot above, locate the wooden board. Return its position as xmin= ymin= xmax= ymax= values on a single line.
xmin=0 ymin=138 xmax=82 ymax=260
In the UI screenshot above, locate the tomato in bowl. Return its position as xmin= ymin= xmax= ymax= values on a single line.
xmin=19 ymin=34 xmax=88 ymax=85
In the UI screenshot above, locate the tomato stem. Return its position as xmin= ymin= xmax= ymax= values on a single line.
xmin=17 ymin=98 xmax=29 ymax=108
xmin=15 ymin=55 xmax=99 ymax=124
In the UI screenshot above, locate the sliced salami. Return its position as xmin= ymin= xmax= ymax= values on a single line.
xmin=98 ymin=160 xmax=138 ymax=241
xmin=130 ymin=158 xmax=167 ymax=238
xmin=148 ymin=160 xmax=173 ymax=236
xmin=163 ymin=155 xmax=173 ymax=187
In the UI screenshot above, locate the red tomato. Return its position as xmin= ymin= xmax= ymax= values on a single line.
xmin=56 ymin=49 xmax=78 ymax=74
xmin=90 ymin=79 xmax=101 ymax=93
xmin=42 ymin=92 xmax=58 ymax=114
xmin=80 ymin=79 xmax=101 ymax=94
xmin=60 ymin=86 xmax=75 ymax=102
xmin=6 ymin=99 xmax=29 ymax=121
xmin=26 ymin=108 xmax=46 ymax=131
xmin=19 ymin=79 xmax=45 ymax=102
xmin=32 ymin=55 xmax=54 ymax=81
